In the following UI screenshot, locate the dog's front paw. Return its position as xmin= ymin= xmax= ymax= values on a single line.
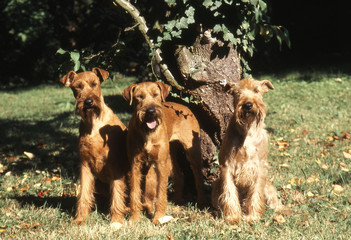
xmin=129 ymin=213 xmax=141 ymax=223
xmin=74 ymin=216 xmax=85 ymax=225
xmin=243 ymin=214 xmax=260 ymax=224
xmin=226 ymin=215 xmax=241 ymax=225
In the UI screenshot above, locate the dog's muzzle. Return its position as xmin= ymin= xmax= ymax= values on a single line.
xmin=243 ymin=102 xmax=253 ymax=112
xmin=144 ymin=107 xmax=158 ymax=130
xmin=84 ymin=98 xmax=94 ymax=109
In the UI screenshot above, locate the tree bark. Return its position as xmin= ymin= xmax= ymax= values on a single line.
xmin=172 ymin=31 xmax=241 ymax=181
xmin=113 ymin=0 xmax=241 ymax=182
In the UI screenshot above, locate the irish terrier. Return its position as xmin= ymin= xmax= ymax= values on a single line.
xmin=211 ymin=78 xmax=284 ymax=224
xmin=122 ymin=81 xmax=205 ymax=224
xmin=60 ymin=68 xmax=128 ymax=226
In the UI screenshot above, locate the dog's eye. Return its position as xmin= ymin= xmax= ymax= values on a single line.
xmin=253 ymin=88 xmax=259 ymax=93
xmin=77 ymin=84 xmax=83 ymax=89
xmin=153 ymin=93 xmax=159 ymax=98
xmin=136 ymin=95 xmax=144 ymax=100
xmin=91 ymin=82 xmax=97 ymax=88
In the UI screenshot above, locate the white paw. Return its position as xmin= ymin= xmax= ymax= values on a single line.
xmin=158 ymin=215 xmax=174 ymax=224
xmin=110 ymin=222 xmax=123 ymax=230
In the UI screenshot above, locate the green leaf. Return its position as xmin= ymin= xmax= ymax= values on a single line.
xmin=203 ymin=0 xmax=213 ymax=8
xmin=258 ymin=0 xmax=267 ymax=12
xmin=70 ymin=52 xmax=80 ymax=63
xmin=177 ymin=17 xmax=188 ymax=29
xmin=73 ymin=61 xmax=80 ymax=72
xmin=163 ymin=32 xmax=172 ymax=41
xmin=165 ymin=20 xmax=176 ymax=32
xmin=56 ymin=48 xmax=66 ymax=55
xmin=213 ymin=24 xmax=222 ymax=33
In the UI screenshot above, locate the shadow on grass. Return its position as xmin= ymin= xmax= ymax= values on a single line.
xmin=0 ymin=111 xmax=80 ymax=178
xmin=0 ymin=93 xmax=133 ymax=179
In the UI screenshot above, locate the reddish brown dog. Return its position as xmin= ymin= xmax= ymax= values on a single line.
xmin=123 ymin=81 xmax=205 ymax=224
xmin=60 ymin=68 xmax=128 ymax=226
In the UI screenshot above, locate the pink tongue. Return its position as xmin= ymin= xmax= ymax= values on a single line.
xmin=146 ymin=120 xmax=157 ymax=129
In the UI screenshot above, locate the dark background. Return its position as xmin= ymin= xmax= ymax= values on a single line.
xmin=0 ymin=0 xmax=350 ymax=87
xmin=252 ymin=1 xmax=350 ymax=74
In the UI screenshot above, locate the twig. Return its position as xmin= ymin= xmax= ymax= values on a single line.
xmin=112 ymin=0 xmax=184 ymax=91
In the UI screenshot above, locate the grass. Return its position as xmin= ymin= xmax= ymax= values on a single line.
xmin=0 ymin=71 xmax=350 ymax=239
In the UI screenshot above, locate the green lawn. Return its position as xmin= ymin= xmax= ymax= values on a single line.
xmin=0 ymin=71 xmax=350 ymax=239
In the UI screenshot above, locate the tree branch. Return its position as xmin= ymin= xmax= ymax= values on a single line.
xmin=112 ymin=0 xmax=184 ymax=91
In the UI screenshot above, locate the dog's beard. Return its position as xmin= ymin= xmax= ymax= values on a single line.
xmin=76 ymin=97 xmax=102 ymax=123
xmin=234 ymin=104 xmax=265 ymax=131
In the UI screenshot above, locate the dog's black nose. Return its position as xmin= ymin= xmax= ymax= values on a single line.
xmin=146 ymin=107 xmax=156 ymax=115
xmin=243 ymin=102 xmax=253 ymax=111
xmin=84 ymin=98 xmax=93 ymax=107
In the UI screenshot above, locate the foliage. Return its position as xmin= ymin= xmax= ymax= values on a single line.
xmin=150 ymin=0 xmax=290 ymax=73
xmin=0 ymin=0 xmax=148 ymax=86
xmin=1 ymin=70 xmax=350 ymax=239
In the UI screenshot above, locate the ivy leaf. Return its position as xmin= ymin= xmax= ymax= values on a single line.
xmin=73 ymin=61 xmax=80 ymax=72
xmin=56 ymin=48 xmax=66 ymax=55
xmin=163 ymin=32 xmax=172 ymax=41
xmin=203 ymin=0 xmax=213 ymax=8
xmin=213 ymin=24 xmax=222 ymax=33
xmin=165 ymin=20 xmax=177 ymax=32
xmin=70 ymin=52 xmax=80 ymax=63
xmin=258 ymin=0 xmax=267 ymax=12
xmin=177 ymin=17 xmax=188 ymax=29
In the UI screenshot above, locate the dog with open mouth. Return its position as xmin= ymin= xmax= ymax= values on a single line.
xmin=123 ymin=81 xmax=205 ymax=224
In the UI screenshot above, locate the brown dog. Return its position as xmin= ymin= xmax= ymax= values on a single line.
xmin=60 ymin=68 xmax=128 ymax=226
xmin=212 ymin=78 xmax=284 ymax=224
xmin=122 ymin=81 xmax=205 ymax=224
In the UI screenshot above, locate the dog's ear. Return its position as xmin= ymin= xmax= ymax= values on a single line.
xmin=122 ymin=84 xmax=137 ymax=105
xmin=155 ymin=81 xmax=170 ymax=102
xmin=225 ymin=82 xmax=238 ymax=95
xmin=60 ymin=71 xmax=77 ymax=87
xmin=92 ymin=67 xmax=109 ymax=82
xmin=260 ymin=80 xmax=274 ymax=94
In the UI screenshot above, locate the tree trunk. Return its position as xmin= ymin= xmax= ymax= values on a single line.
xmin=112 ymin=0 xmax=241 ymax=182
xmin=171 ymin=31 xmax=241 ymax=182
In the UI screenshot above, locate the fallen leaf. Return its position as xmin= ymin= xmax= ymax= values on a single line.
xmin=279 ymin=163 xmax=290 ymax=168
xmin=343 ymin=151 xmax=351 ymax=159
xmin=167 ymin=234 xmax=174 ymax=240
xmin=321 ymin=164 xmax=329 ymax=170
xmin=38 ymin=191 xmax=44 ymax=198
xmin=302 ymin=129 xmax=309 ymax=134
xmin=306 ymin=191 xmax=316 ymax=198
xmin=332 ymin=185 xmax=344 ymax=194
xmin=334 ymin=78 xmax=342 ymax=82
xmin=307 ymin=176 xmax=319 ymax=183
xmin=0 ymin=227 xmax=6 ymax=233
xmin=5 ymin=171 xmax=12 ymax=177
xmin=24 ymin=151 xmax=35 ymax=159
xmin=273 ymin=215 xmax=286 ymax=225
xmin=341 ymin=167 xmax=350 ymax=173
xmin=276 ymin=139 xmax=290 ymax=151
xmin=51 ymin=175 xmax=61 ymax=181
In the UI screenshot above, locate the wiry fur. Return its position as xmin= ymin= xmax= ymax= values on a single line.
xmin=212 ymin=78 xmax=284 ymax=224
xmin=60 ymin=68 xmax=128 ymax=225
xmin=123 ymin=81 xmax=205 ymax=224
